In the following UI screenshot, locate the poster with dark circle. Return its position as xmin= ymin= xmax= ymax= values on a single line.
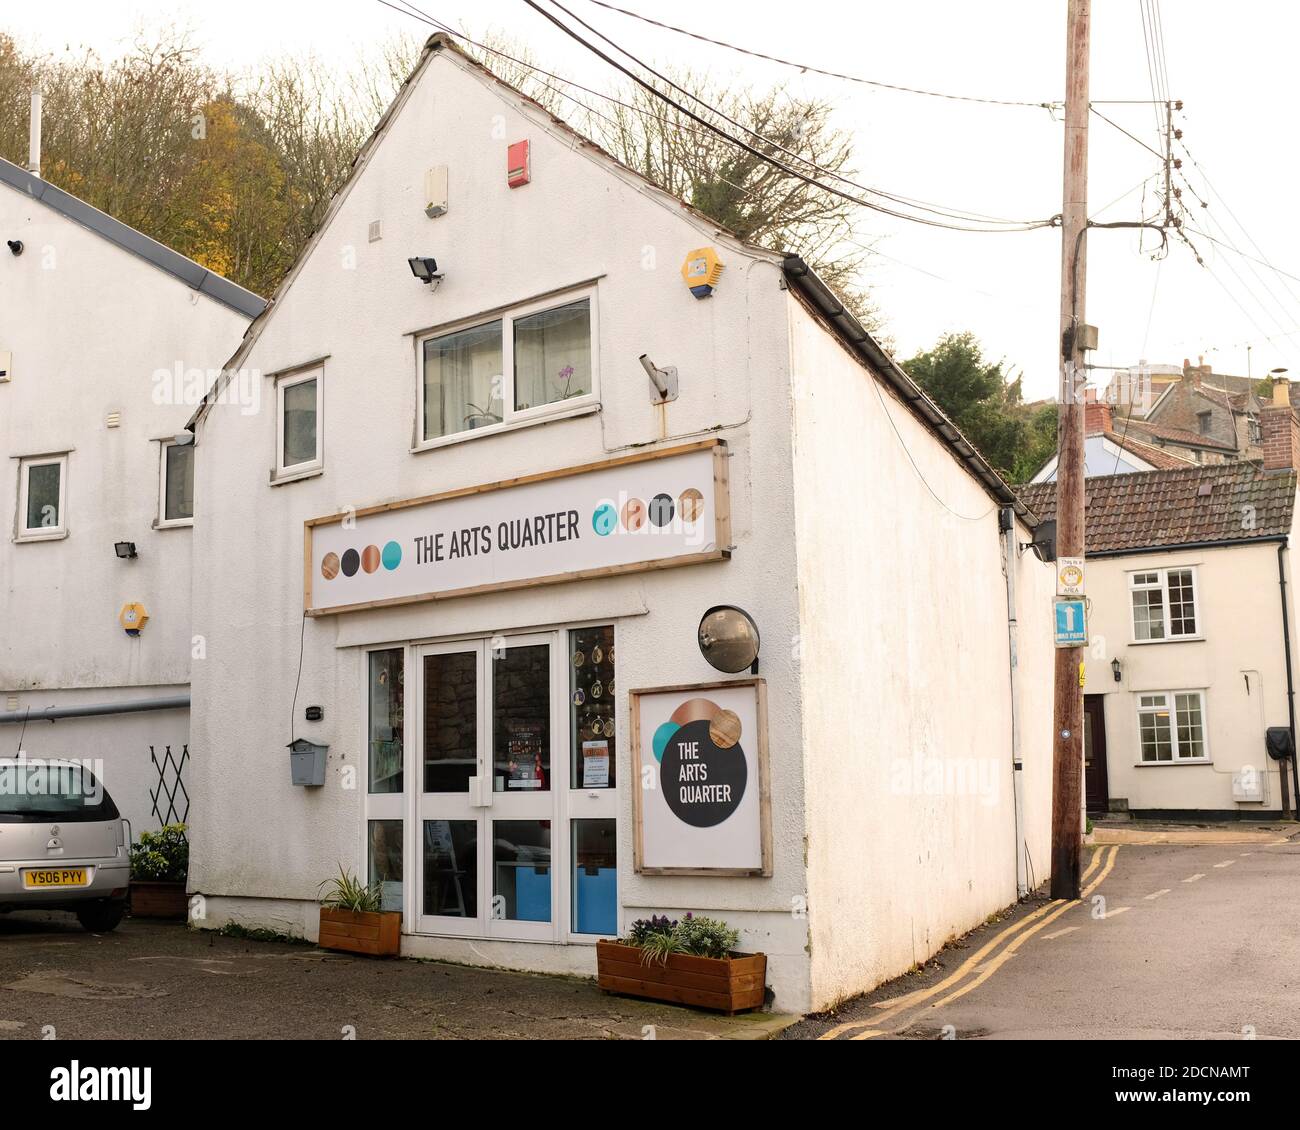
xmin=660 ymin=718 xmax=746 ymax=828
xmin=340 ymin=548 xmax=361 ymax=577
xmin=648 ymin=493 xmax=675 ymax=527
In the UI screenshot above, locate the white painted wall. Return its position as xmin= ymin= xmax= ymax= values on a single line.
xmin=188 ymin=45 xmax=813 ymax=1009
xmin=1082 ymin=539 xmax=1293 ymax=813
xmin=0 ymin=177 xmax=252 ymax=827
xmin=786 ymin=297 xmax=1056 ymax=1010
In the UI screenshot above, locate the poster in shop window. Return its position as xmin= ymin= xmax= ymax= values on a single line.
xmin=630 ymin=679 xmax=771 ymax=876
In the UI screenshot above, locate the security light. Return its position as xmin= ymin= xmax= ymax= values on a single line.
xmin=698 ymin=605 xmax=761 ymax=674
xmin=173 ymin=431 xmax=194 ymax=446
xmin=408 ymin=256 xmax=443 ymax=287
xmin=114 ymin=541 xmax=137 ymax=560
xmin=6 ymin=240 xmax=22 ymax=256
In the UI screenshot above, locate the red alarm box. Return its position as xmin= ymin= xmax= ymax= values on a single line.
xmin=507 ymin=139 xmax=530 ymax=188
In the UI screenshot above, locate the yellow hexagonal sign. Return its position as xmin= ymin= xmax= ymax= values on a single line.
xmin=119 ymin=602 xmax=149 ymax=636
xmin=681 ymin=247 xmax=724 ymax=298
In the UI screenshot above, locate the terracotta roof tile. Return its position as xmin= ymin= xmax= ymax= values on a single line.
xmin=1018 ymin=464 xmax=1296 ymax=553
xmin=1102 ymin=430 xmax=1196 ymax=470
xmin=1122 ymin=417 xmax=1238 ymax=451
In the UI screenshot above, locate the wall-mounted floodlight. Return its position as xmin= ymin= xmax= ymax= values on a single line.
xmin=408 ymin=256 xmax=443 ymax=289
xmin=698 ymin=605 xmax=761 ymax=674
xmin=173 ymin=431 xmax=194 ymax=447
xmin=114 ymin=541 xmax=137 ymax=560
xmin=638 ymin=354 xmax=679 ymax=404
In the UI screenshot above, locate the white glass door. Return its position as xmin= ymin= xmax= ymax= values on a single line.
xmin=416 ymin=641 xmax=486 ymax=937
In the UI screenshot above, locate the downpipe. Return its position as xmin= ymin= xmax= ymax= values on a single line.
xmin=1001 ymin=506 xmax=1028 ymax=898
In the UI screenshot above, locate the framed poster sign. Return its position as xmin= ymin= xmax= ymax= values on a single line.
xmin=630 ymin=679 xmax=771 ymax=876
xmin=304 ymin=439 xmax=730 ymax=616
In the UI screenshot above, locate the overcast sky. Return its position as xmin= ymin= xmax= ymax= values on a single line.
xmin=8 ymin=1 xmax=1298 ymax=401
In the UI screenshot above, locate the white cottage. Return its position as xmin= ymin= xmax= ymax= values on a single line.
xmin=0 ymin=153 xmax=262 ymax=832
xmin=186 ymin=34 xmax=1056 ymax=1013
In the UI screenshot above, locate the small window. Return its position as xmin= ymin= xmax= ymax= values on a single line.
xmin=418 ymin=289 xmax=597 ymax=447
xmin=1197 ymin=410 xmax=1212 ymax=435
xmin=275 ymin=368 xmax=322 ymax=477
xmin=158 ymin=440 xmax=195 ymax=526
xmin=16 ymin=454 xmax=67 ymax=541
xmin=1130 ymin=567 xmax=1198 ymax=641
xmin=1137 ymin=691 xmax=1208 ymax=762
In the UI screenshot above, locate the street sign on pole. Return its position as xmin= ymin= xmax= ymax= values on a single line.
xmin=1054 ymin=598 xmax=1087 ymax=648
xmin=1057 ymin=556 xmax=1085 ymax=597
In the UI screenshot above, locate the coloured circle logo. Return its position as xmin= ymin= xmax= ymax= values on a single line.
xmin=321 ymin=540 xmax=402 ymax=580
xmin=652 ymin=697 xmax=746 ymax=828
xmin=593 ymin=487 xmax=705 ymax=536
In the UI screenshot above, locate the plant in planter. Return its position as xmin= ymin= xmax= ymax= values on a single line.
xmin=316 ymin=866 xmax=401 ymax=957
xmin=596 ymin=912 xmax=766 ymax=1014
xmin=128 ymin=823 xmax=190 ymax=920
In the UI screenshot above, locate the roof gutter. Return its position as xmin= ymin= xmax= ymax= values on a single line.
xmin=781 ymin=254 xmax=1030 ymax=521
xmin=1084 ymin=535 xmax=1288 ymax=559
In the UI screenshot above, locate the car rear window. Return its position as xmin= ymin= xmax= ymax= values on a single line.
xmin=0 ymin=762 xmax=120 ymax=823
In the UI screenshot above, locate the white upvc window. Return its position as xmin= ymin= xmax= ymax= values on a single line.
xmin=416 ymin=286 xmax=598 ymax=449
xmin=158 ymin=439 xmax=195 ymax=527
xmin=16 ymin=453 xmax=68 ymax=541
xmin=275 ymin=367 xmax=323 ymax=479
xmin=1129 ymin=566 xmax=1199 ymax=641
xmin=1136 ymin=690 xmax=1209 ymax=763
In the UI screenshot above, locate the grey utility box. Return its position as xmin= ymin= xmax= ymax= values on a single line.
xmin=287 ymin=738 xmax=328 ymax=787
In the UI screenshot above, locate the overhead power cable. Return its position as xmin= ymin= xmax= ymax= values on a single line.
xmin=516 ymin=0 xmax=1059 ymax=233
xmin=578 ymin=0 xmax=1061 ymax=110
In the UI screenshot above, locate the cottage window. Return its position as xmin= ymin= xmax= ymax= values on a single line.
xmin=158 ymin=440 xmax=195 ymax=526
xmin=16 ymin=454 xmax=67 ymax=541
xmin=1197 ymin=410 xmax=1212 ymax=435
xmin=275 ymin=367 xmax=323 ymax=478
xmin=417 ymin=288 xmax=597 ymax=447
xmin=1137 ymin=691 xmax=1208 ymax=762
xmin=1130 ymin=567 xmax=1198 ymax=641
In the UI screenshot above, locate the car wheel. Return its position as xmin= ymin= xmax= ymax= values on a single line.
xmin=76 ymin=902 xmax=125 ymax=933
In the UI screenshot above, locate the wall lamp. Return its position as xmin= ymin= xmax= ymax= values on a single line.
xmin=408 ymin=256 xmax=443 ymax=289
xmin=114 ymin=541 xmax=137 ymax=560
xmin=1111 ymin=657 xmax=1122 ymax=683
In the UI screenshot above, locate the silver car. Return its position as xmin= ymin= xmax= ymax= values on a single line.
xmin=0 ymin=758 xmax=131 ymax=931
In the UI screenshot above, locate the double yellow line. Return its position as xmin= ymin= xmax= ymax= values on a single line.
xmin=818 ymin=845 xmax=1118 ymax=1040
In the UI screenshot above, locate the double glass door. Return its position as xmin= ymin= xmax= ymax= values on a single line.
xmin=408 ymin=627 xmax=617 ymax=942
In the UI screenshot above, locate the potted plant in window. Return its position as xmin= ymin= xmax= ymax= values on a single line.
xmin=317 ymin=866 xmax=401 ymax=957
xmin=596 ymin=913 xmax=766 ymax=1014
xmin=128 ymin=823 xmax=190 ymax=920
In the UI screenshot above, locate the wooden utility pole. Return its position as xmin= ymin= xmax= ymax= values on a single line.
xmin=1051 ymin=0 xmax=1091 ymax=900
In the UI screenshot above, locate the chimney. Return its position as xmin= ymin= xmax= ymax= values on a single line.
xmin=1260 ymin=396 xmax=1300 ymax=472
xmin=27 ymin=90 xmax=41 ymax=179
xmin=1084 ymin=395 xmax=1113 ymax=435
xmin=1274 ymin=376 xmax=1291 ymax=408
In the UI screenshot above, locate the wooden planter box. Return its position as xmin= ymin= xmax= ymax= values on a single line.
xmin=596 ymin=940 xmax=766 ymax=1014
xmin=129 ymin=880 xmax=189 ymax=920
xmin=318 ymin=907 xmax=401 ymax=957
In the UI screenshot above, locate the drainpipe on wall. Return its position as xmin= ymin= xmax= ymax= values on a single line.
xmin=0 ymin=695 xmax=190 ymax=725
xmin=1277 ymin=542 xmax=1300 ymax=813
xmin=1001 ymin=506 xmax=1028 ymax=898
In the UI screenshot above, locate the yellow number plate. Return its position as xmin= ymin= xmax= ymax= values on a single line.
xmin=23 ymin=868 xmax=88 ymax=889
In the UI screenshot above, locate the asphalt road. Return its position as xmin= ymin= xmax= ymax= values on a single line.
xmin=789 ymin=834 xmax=1300 ymax=1040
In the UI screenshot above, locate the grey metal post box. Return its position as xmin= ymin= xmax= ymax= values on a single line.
xmin=287 ymin=738 xmax=328 ymax=787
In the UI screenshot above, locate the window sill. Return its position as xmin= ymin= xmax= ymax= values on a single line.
xmin=270 ymin=465 xmax=324 ymax=487
xmin=154 ymin=518 xmax=194 ymax=530
xmin=14 ymin=529 xmax=68 ymax=543
xmin=1128 ymin=636 xmax=1205 ymax=646
xmin=1134 ymin=759 xmax=1213 ymax=767
xmin=412 ymin=401 xmax=600 ymax=454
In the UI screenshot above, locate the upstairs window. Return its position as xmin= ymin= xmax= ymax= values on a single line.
xmin=418 ymin=289 xmax=596 ymax=446
xmin=16 ymin=454 xmax=67 ymax=541
xmin=275 ymin=368 xmax=323 ymax=479
xmin=1197 ymin=410 xmax=1212 ymax=436
xmin=1130 ymin=567 xmax=1199 ymax=641
xmin=159 ymin=440 xmax=195 ymax=526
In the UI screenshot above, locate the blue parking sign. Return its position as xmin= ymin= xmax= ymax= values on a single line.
xmin=1054 ymin=598 xmax=1087 ymax=647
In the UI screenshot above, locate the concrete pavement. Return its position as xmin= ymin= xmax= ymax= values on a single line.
xmin=791 ymin=834 xmax=1300 ymax=1040
xmin=0 ymin=913 xmax=796 ymax=1040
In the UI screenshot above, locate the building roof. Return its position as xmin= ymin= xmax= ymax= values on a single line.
xmin=1017 ymin=463 xmax=1296 ymax=555
xmin=0 ymin=156 xmax=265 ymax=319
xmin=1100 ymin=428 xmax=1196 ymax=470
xmin=187 ymin=32 xmax=1029 ymax=520
xmin=1122 ymin=416 xmax=1239 ymax=452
